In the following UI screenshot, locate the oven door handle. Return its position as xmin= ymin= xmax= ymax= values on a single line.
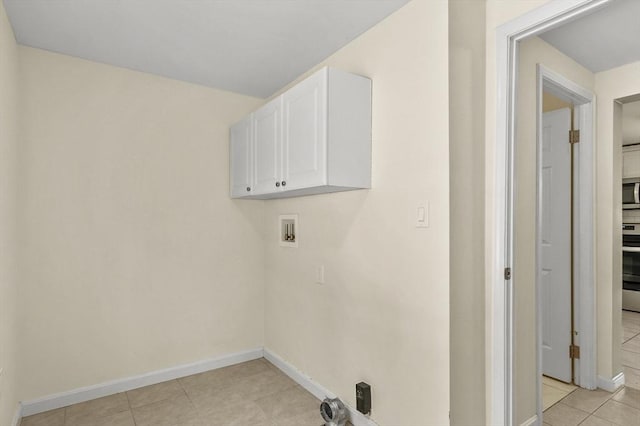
xmin=623 ymin=246 xmax=640 ymax=252
xmin=635 ymin=183 xmax=640 ymax=204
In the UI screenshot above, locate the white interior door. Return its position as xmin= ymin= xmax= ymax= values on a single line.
xmin=540 ymin=107 xmax=572 ymax=383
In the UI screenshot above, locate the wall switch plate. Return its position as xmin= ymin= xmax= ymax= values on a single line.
xmin=279 ymin=214 xmax=298 ymax=247
xmin=415 ymin=201 xmax=429 ymax=228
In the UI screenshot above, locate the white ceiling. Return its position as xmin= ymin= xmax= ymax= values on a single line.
xmin=4 ymin=0 xmax=409 ymax=98
xmin=539 ymin=0 xmax=640 ymax=73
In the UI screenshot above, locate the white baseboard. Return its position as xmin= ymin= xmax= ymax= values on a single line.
xmin=520 ymin=414 xmax=537 ymax=426
xmin=11 ymin=403 xmax=22 ymax=426
xmin=597 ymin=372 xmax=625 ymax=393
xmin=263 ymin=348 xmax=378 ymax=426
xmin=20 ymin=348 xmax=263 ymax=417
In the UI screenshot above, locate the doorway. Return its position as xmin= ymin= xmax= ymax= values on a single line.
xmin=535 ymin=65 xmax=596 ymax=421
xmin=491 ymin=2 xmax=612 ymax=424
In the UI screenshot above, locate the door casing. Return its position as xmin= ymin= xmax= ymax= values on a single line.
xmin=492 ymin=1 xmax=609 ymax=424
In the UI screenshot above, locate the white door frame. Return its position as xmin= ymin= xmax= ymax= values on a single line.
xmin=535 ymin=64 xmax=596 ymax=423
xmin=492 ymin=1 xmax=611 ymax=424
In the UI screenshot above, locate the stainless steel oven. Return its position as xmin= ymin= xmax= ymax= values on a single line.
xmin=622 ymin=223 xmax=640 ymax=312
xmin=623 ymin=178 xmax=640 ymax=209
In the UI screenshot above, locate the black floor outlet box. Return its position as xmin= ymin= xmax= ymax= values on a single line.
xmin=356 ymin=382 xmax=371 ymax=414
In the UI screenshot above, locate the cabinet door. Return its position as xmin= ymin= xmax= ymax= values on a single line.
xmin=624 ymin=146 xmax=640 ymax=178
xmin=229 ymin=116 xmax=253 ymax=198
xmin=282 ymin=70 xmax=327 ymax=190
xmin=253 ymin=98 xmax=282 ymax=194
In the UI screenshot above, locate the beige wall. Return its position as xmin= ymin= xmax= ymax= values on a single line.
xmin=262 ymin=1 xmax=450 ymax=425
xmin=594 ymin=61 xmax=640 ymax=380
xmin=514 ymin=36 xmax=594 ymax=423
xmin=449 ymin=1 xmax=486 ymax=425
xmin=543 ymin=92 xmax=572 ymax=112
xmin=0 ymin=2 xmax=19 ymax=424
xmin=17 ymin=47 xmax=265 ymax=400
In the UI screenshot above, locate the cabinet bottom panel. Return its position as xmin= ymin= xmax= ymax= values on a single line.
xmin=232 ymin=184 xmax=369 ymax=200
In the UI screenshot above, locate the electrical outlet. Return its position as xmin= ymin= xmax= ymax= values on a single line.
xmin=356 ymin=382 xmax=371 ymax=414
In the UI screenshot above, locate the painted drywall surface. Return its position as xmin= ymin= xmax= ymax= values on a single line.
xmin=17 ymin=47 xmax=265 ymax=400
xmin=449 ymin=1 xmax=486 ymax=425
xmin=483 ymin=2 xmax=550 ymax=423
xmin=514 ymin=36 xmax=594 ymax=424
xmin=0 ymin=2 xmax=19 ymax=424
xmin=543 ymin=92 xmax=572 ymax=112
xmin=262 ymin=1 xmax=449 ymax=425
xmin=594 ymin=61 xmax=640 ymax=380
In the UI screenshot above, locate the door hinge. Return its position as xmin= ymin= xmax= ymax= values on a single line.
xmin=504 ymin=267 xmax=511 ymax=280
xmin=569 ymin=130 xmax=580 ymax=144
xmin=570 ymin=344 xmax=580 ymax=359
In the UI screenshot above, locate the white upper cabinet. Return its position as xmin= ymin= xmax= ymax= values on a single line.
xmin=253 ymin=97 xmax=282 ymax=195
xmin=229 ymin=67 xmax=371 ymax=199
xmin=229 ymin=115 xmax=253 ymax=198
xmin=281 ymin=70 xmax=327 ymax=191
xmin=623 ymin=145 xmax=640 ymax=179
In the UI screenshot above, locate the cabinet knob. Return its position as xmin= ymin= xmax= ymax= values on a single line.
xmin=275 ymin=182 xmax=280 ymax=187
xmin=281 ymin=181 xmax=286 ymax=187
xmin=246 ymin=187 xmax=251 ymax=192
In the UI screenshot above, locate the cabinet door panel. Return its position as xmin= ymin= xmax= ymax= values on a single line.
xmin=229 ymin=116 xmax=252 ymax=197
xmin=282 ymin=71 xmax=327 ymax=189
xmin=254 ymin=98 xmax=282 ymax=194
xmin=623 ymin=147 xmax=640 ymax=178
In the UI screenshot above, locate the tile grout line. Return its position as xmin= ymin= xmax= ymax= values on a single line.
xmin=586 ymin=389 xmax=616 ymax=416
xmin=590 ymin=401 xmax=639 ymax=426
xmin=544 ymin=383 xmax=577 ymax=393
xmin=622 ymin=331 xmax=640 ymax=344
xmin=577 ymin=413 xmax=623 ymax=426
xmin=542 ymin=378 xmax=578 ymax=394
xmin=123 ymin=391 xmax=137 ymax=426
xmin=175 ymin=376 xmax=205 ymax=423
xmin=124 ymin=391 xmax=132 ymax=410
xmin=611 ymin=390 xmax=640 ymax=411
xmin=176 ymin=378 xmax=193 ymax=405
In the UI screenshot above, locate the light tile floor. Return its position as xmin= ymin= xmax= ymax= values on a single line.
xmin=543 ymin=310 xmax=640 ymax=426
xmin=622 ymin=309 xmax=640 ymax=390
xmin=543 ymin=376 xmax=578 ymax=410
xmin=543 ymin=386 xmax=640 ymax=426
xmin=20 ymin=358 xmax=326 ymax=426
xmin=20 ymin=311 xmax=640 ymax=426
